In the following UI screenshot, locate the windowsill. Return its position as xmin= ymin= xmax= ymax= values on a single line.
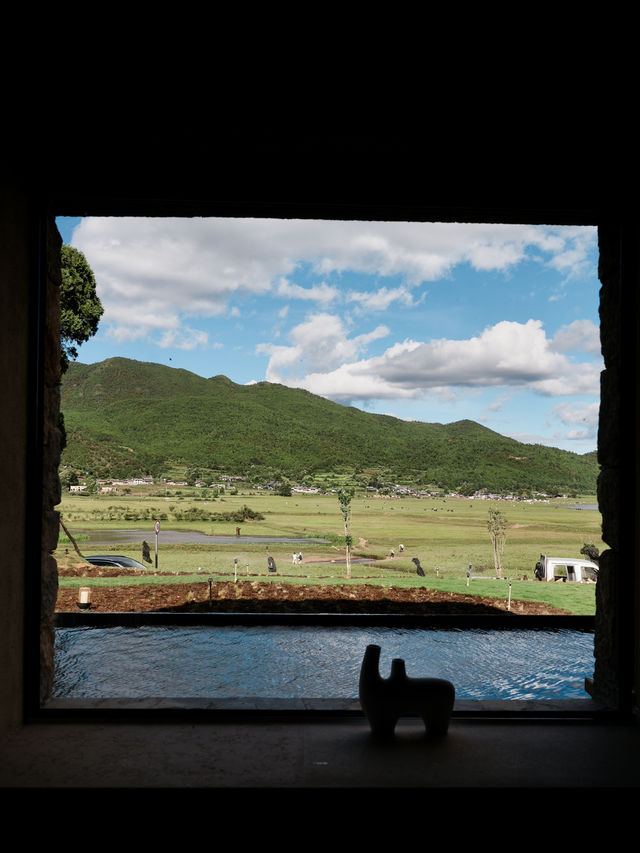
xmin=40 ymin=696 xmax=605 ymax=717
xmin=7 ymin=699 xmax=637 ymax=791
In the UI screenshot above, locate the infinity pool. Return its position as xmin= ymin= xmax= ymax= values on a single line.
xmin=52 ymin=625 xmax=594 ymax=701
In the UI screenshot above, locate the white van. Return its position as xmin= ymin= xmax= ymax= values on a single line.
xmin=534 ymin=553 xmax=599 ymax=582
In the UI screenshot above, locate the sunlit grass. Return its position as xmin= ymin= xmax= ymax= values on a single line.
xmin=56 ymin=489 xmax=602 ymax=614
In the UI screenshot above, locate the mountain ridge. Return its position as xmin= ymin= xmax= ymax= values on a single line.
xmin=59 ymin=357 xmax=599 ymax=494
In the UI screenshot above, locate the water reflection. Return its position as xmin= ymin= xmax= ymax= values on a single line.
xmin=52 ymin=625 xmax=594 ymax=701
xmin=74 ymin=528 xmax=329 ymax=545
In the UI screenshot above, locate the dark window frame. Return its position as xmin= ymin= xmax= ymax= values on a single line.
xmin=27 ymin=200 xmax=633 ymax=724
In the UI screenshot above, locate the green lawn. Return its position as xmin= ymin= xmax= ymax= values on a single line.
xmin=57 ymin=489 xmax=602 ymax=614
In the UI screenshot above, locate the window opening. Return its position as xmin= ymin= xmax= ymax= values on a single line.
xmin=49 ymin=216 xmax=602 ymax=709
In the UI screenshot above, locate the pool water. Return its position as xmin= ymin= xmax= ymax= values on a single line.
xmin=52 ymin=625 xmax=594 ymax=701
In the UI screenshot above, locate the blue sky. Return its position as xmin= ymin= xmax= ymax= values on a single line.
xmin=57 ymin=216 xmax=601 ymax=453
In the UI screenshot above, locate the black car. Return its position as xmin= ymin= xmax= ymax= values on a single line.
xmin=85 ymin=555 xmax=148 ymax=570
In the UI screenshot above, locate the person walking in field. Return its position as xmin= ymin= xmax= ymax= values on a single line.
xmin=292 ymin=553 xmax=298 ymax=564
xmin=298 ymin=552 xmax=303 ymax=564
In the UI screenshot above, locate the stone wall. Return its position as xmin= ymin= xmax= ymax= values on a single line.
xmin=594 ymin=224 xmax=621 ymax=706
xmin=39 ymin=219 xmax=62 ymax=703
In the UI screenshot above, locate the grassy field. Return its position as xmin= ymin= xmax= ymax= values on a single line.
xmin=56 ymin=488 xmax=603 ymax=615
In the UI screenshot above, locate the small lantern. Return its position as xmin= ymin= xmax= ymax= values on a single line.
xmin=77 ymin=587 xmax=92 ymax=610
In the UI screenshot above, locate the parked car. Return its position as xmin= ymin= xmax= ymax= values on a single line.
xmin=85 ymin=555 xmax=148 ymax=570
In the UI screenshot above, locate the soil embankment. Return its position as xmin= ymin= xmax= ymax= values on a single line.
xmin=55 ymin=561 xmax=568 ymax=615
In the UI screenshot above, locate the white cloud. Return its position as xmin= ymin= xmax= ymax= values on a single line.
xmin=550 ymin=401 xmax=600 ymax=427
xmin=73 ymin=217 xmax=598 ymax=346
xmin=507 ymin=432 xmax=558 ymax=446
xmin=540 ymin=400 xmax=600 ymax=446
xmin=545 ymin=227 xmax=598 ymax=278
xmin=564 ymin=428 xmax=592 ymax=440
xmin=291 ymin=362 xmax=422 ymax=402
xmin=551 ymin=319 xmax=601 ymax=354
xmin=257 ymin=313 xmax=389 ymax=380
xmin=375 ymin=320 xmax=580 ymax=390
xmin=158 ymin=328 xmax=210 ymax=350
xmin=346 ymin=286 xmax=418 ymax=312
xmin=276 ymin=278 xmax=339 ymax=304
xmin=258 ymin=317 xmax=603 ymax=404
xmin=487 ymin=392 xmax=511 ymax=412
xmin=531 ymin=363 xmax=601 ymax=397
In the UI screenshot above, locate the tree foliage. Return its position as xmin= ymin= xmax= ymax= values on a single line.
xmin=59 ymin=469 xmax=78 ymax=490
xmin=60 ymin=245 xmax=103 ymax=374
xmin=580 ymin=542 xmax=600 ymax=563
xmin=337 ymin=488 xmax=354 ymax=578
xmin=487 ymin=507 xmax=508 ymax=578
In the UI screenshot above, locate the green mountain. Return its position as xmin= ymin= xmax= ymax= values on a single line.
xmin=59 ymin=357 xmax=599 ymax=494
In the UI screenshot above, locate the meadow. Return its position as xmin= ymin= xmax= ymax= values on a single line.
xmin=56 ymin=487 xmax=603 ymax=615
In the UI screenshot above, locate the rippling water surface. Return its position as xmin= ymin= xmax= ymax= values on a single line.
xmin=52 ymin=626 xmax=594 ymax=700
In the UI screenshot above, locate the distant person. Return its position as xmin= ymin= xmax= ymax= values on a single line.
xmin=412 ymin=557 xmax=425 ymax=577
xmin=293 ymin=553 xmax=298 ymax=564
xmin=390 ymin=548 xmax=395 ymax=558
xmin=298 ymin=552 xmax=303 ymax=564
xmin=399 ymin=544 xmax=404 ymax=553
xmin=268 ymin=556 xmax=277 ymax=573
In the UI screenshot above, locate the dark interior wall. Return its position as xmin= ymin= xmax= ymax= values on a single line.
xmin=39 ymin=221 xmax=62 ymax=702
xmin=2 ymin=133 xmax=639 ymax=730
xmin=0 ymin=185 xmax=29 ymax=732
xmin=594 ymin=224 xmax=639 ymax=710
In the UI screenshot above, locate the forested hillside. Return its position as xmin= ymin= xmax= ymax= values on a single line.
xmin=59 ymin=358 xmax=599 ymax=494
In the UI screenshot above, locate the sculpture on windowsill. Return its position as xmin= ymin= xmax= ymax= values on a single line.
xmin=358 ymin=644 xmax=455 ymax=737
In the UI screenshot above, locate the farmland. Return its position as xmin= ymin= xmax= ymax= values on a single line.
xmin=56 ymin=487 xmax=603 ymax=615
